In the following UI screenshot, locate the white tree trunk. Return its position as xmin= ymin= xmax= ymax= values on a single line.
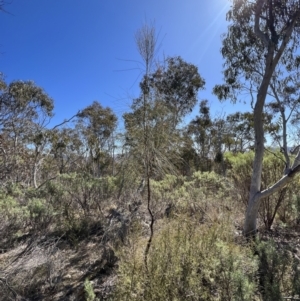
xmin=243 ymin=5 xmax=299 ymax=237
xmin=244 ymin=43 xmax=277 ymax=236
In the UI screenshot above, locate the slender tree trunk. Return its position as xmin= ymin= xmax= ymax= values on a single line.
xmin=244 ymin=49 xmax=275 ymax=237
xmin=244 ymin=20 xmax=298 ymax=236
xmin=112 ymin=134 xmax=115 ymax=176
xmin=33 ymin=163 xmax=38 ymax=188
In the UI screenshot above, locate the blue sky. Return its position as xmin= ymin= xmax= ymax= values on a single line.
xmin=0 ymin=0 xmax=246 ymax=128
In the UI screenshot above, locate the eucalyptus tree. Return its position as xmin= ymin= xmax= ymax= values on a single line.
xmin=76 ymin=101 xmax=117 ymax=177
xmin=226 ymin=112 xmax=255 ymax=152
xmin=188 ymin=100 xmax=213 ymax=171
xmin=214 ymin=0 xmax=300 ymax=237
xmin=149 ymin=56 xmax=205 ymax=127
xmin=266 ymin=67 xmax=300 ymax=171
xmin=47 ymin=127 xmax=84 ymax=175
xmin=0 ymin=78 xmax=54 ymax=186
xmin=226 ymin=111 xmax=278 ymax=153
xmin=187 ymin=101 xmax=238 ymax=172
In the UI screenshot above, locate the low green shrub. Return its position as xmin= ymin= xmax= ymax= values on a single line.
xmin=114 ymin=216 xmax=258 ymax=301
xmin=84 ymin=278 xmax=96 ymax=301
xmin=256 ymin=239 xmax=300 ymax=301
xmin=225 ymin=151 xmax=300 ymax=229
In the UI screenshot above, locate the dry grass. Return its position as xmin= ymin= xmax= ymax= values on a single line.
xmin=1 ymin=171 xmax=300 ymax=300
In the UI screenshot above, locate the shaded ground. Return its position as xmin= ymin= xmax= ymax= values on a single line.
xmin=1 ymin=204 xmax=300 ymax=300
xmin=0 ymin=223 xmax=119 ymax=300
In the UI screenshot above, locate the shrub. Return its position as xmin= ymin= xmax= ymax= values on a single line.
xmin=255 ymin=239 xmax=300 ymax=300
xmin=225 ymin=151 xmax=299 ymax=229
xmin=84 ymin=278 xmax=96 ymax=301
xmin=27 ymin=197 xmax=55 ymax=231
xmin=150 ymin=171 xmax=231 ymax=222
xmin=114 ymin=216 xmax=258 ymax=301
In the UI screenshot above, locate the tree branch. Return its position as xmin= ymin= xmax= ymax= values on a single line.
xmin=51 ymin=111 xmax=80 ymax=131
xmin=254 ymin=0 xmax=269 ymax=47
xmin=269 ymin=82 xmax=290 ymax=168
xmin=260 ymin=173 xmax=291 ymax=199
xmin=292 ymin=146 xmax=300 ymax=169
xmin=260 ymin=162 xmax=300 ymax=200
xmin=274 ymin=10 xmax=300 ymax=66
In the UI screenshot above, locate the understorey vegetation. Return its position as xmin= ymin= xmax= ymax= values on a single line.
xmin=2 ymin=0 xmax=300 ymax=300
xmin=1 ymin=164 xmax=300 ymax=300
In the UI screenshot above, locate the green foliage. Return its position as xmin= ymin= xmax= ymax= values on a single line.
xmin=225 ymin=151 xmax=253 ymax=204
xmin=6 ymin=80 xmax=54 ymax=117
xmin=225 ymin=151 xmax=298 ymax=229
xmin=255 ymin=239 xmax=300 ymax=300
xmin=124 ymin=56 xmax=205 ymax=179
xmin=151 ymin=56 xmax=205 ymax=120
xmin=114 ymin=217 xmax=258 ymax=301
xmin=146 ymin=170 xmax=239 ymax=236
xmin=76 ymin=100 xmax=117 ymax=177
xmin=84 ymin=278 xmax=96 ymax=301
xmin=213 ymin=0 xmax=300 ymax=103
xmin=0 ymin=172 xmax=119 ymax=246
xmin=188 ymin=100 xmax=213 ymax=171
xmin=0 ymin=184 xmax=59 ymax=235
xmin=0 ymin=189 xmax=29 ymax=230
xmin=39 ymin=173 xmax=117 ymax=243
xmin=191 ymin=171 xmax=226 ymax=191
xmin=27 ymin=197 xmax=55 ymax=230
xmin=59 ymin=172 xmax=118 ymax=214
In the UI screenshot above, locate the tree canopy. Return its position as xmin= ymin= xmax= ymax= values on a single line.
xmin=215 ymin=0 xmax=300 ymax=237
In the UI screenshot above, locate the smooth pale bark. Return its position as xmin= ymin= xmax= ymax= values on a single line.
xmin=245 ymin=151 xmax=300 ymax=236
xmin=244 ymin=3 xmax=300 ymax=237
xmin=244 ymin=54 xmax=275 ymax=236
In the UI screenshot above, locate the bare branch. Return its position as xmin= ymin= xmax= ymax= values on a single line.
xmin=260 ymin=173 xmax=291 ymax=199
xmin=51 ymin=111 xmax=80 ymax=131
xmin=269 ymin=82 xmax=290 ymax=167
xmin=264 ymin=147 xmax=286 ymax=165
xmin=135 ymin=23 xmax=157 ymax=75
xmin=274 ymin=9 xmax=300 ymax=66
xmin=291 ymin=145 xmax=300 ymax=169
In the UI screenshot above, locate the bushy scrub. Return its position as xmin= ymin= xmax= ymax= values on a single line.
xmin=150 ymin=174 xmax=186 ymax=214
xmin=27 ymin=197 xmax=55 ymax=230
xmin=190 ymin=171 xmax=230 ymax=204
xmin=150 ymin=171 xmax=232 ymax=223
xmin=114 ymin=216 xmax=258 ymax=301
xmin=58 ymin=172 xmax=118 ymax=214
xmin=225 ymin=151 xmax=299 ymax=229
xmin=224 ymin=151 xmax=253 ymax=204
xmin=0 ymin=172 xmax=120 ymax=245
xmin=84 ymin=278 xmax=96 ymax=301
xmin=45 ymin=173 xmax=116 ymax=216
xmin=38 ymin=173 xmax=118 ymax=243
xmin=0 ymin=189 xmax=29 ymax=230
xmin=256 ymin=239 xmax=300 ymax=300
